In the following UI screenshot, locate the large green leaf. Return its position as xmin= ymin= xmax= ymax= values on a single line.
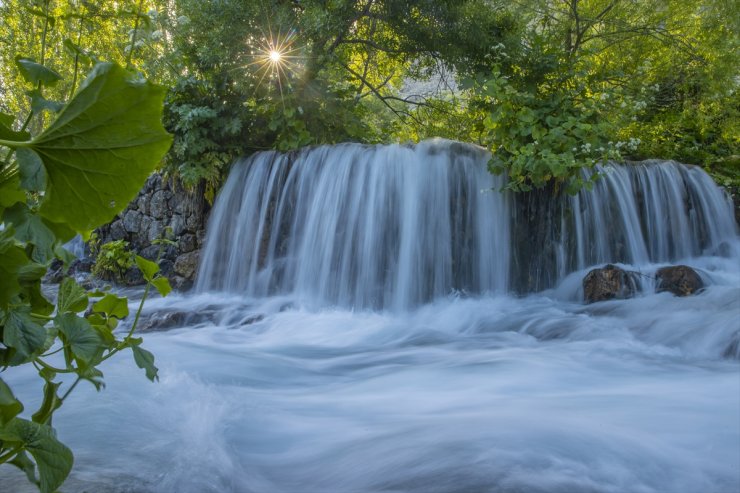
xmin=0 ymin=418 xmax=73 ymax=493
xmin=20 ymin=62 xmax=172 ymax=231
xmin=2 ymin=308 xmax=47 ymax=362
xmin=15 ymin=57 xmax=63 ymax=87
xmin=57 ymin=277 xmax=89 ymax=314
xmin=15 ymin=147 xmax=46 ymax=192
xmin=54 ymin=313 xmax=103 ymax=364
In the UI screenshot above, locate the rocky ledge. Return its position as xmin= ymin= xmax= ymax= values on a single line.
xmin=93 ymin=174 xmax=210 ymax=290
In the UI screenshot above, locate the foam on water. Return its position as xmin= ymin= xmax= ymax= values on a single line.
xmin=3 ymin=140 xmax=738 ymax=492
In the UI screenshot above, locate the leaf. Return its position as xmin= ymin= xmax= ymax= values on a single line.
xmin=0 ymin=231 xmax=26 ymax=309
xmin=31 ymin=380 xmax=62 ymax=424
xmin=0 ymin=418 xmax=73 ymax=493
xmin=25 ymin=62 xmax=172 ymax=231
xmin=3 ymin=309 xmax=47 ymax=362
xmin=0 ymin=377 xmax=24 ymax=425
xmin=54 ymin=313 xmax=103 ymax=364
xmin=9 ymin=450 xmax=38 ymax=485
xmin=131 ymin=344 xmax=158 ymax=381
xmin=3 ymin=203 xmax=56 ymax=263
xmin=135 ymin=255 xmax=159 ymax=281
xmin=0 ymin=113 xmax=31 ymax=142
xmin=151 ymin=276 xmax=172 ymax=297
xmin=15 ymin=57 xmax=62 ymax=87
xmin=57 ymin=278 xmax=88 ymax=313
xmin=92 ymin=293 xmax=129 ymax=319
xmin=16 ymin=148 xmax=47 ymax=191
xmin=29 ymin=90 xmax=65 ymax=114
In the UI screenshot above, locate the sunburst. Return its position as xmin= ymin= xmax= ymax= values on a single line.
xmin=245 ymin=26 xmax=304 ymax=100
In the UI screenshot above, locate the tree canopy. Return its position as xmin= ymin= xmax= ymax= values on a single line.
xmin=2 ymin=0 xmax=737 ymax=191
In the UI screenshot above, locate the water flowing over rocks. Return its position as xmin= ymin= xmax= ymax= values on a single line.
xmin=583 ymin=264 xmax=638 ymax=303
xmin=196 ymin=140 xmax=737 ymax=308
xmin=94 ymin=174 xmax=210 ymax=289
xmin=655 ymin=265 xmax=704 ymax=296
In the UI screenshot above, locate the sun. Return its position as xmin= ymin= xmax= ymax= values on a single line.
xmin=269 ymin=50 xmax=282 ymax=63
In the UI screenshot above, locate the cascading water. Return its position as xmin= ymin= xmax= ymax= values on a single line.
xmin=196 ymin=141 xmax=511 ymax=309
xmin=196 ymin=139 xmax=737 ymax=304
xmin=4 ymin=139 xmax=739 ymax=493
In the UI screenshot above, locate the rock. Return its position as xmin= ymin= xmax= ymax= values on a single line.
xmin=45 ymin=258 xmax=65 ymax=283
xmin=149 ymin=190 xmax=169 ymax=219
xmin=109 ymin=220 xmax=126 ymax=241
xmin=139 ymin=311 xmax=188 ymax=332
xmin=69 ymin=257 xmax=94 ymax=275
xmin=122 ymin=266 xmax=145 ymax=286
xmin=148 ymin=220 xmax=165 ymax=242
xmin=169 ymin=275 xmax=193 ymax=291
xmin=122 ymin=210 xmax=143 ymax=233
xmin=174 ymin=250 xmax=200 ymax=279
xmin=170 ymin=213 xmax=186 ymax=236
xmin=583 ymin=264 xmax=637 ymax=303
xmin=179 ymin=233 xmax=197 ymax=253
xmin=655 ymin=265 xmax=704 ymax=296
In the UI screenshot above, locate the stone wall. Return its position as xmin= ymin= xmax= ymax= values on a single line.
xmin=94 ymin=174 xmax=210 ymax=290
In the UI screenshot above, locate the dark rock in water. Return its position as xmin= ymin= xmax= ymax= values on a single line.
xmin=583 ymin=264 xmax=637 ymax=303
xmin=122 ymin=266 xmax=145 ymax=286
xmin=174 ymin=251 xmax=200 ymax=279
xmin=139 ymin=311 xmax=188 ymax=332
xmin=655 ymin=265 xmax=704 ymax=296
xmin=170 ymin=275 xmax=193 ymax=292
xmin=69 ymin=257 xmax=94 ymax=275
xmin=45 ymin=259 xmax=65 ymax=283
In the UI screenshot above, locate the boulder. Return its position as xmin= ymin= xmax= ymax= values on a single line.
xmin=174 ymin=250 xmax=200 ymax=279
xmin=122 ymin=210 xmax=143 ymax=233
xmin=583 ymin=264 xmax=637 ymax=303
xmin=655 ymin=265 xmax=704 ymax=296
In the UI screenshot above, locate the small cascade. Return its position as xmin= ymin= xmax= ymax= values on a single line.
xmin=196 ymin=140 xmax=511 ymax=309
xmin=197 ymin=139 xmax=738 ymax=306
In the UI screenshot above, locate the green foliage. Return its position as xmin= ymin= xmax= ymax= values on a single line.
xmin=0 ymin=4 xmax=172 ymax=488
xmin=91 ymin=240 xmax=136 ymax=282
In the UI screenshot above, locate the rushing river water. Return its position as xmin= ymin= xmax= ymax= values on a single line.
xmin=3 ymin=141 xmax=739 ymax=492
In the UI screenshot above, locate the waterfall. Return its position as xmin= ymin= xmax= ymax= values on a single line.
xmin=196 ymin=139 xmax=737 ymax=307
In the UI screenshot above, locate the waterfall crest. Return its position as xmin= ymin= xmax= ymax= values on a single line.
xmin=196 ymin=139 xmax=737 ymax=308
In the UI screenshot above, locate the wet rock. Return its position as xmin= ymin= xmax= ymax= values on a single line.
xmin=139 ymin=311 xmax=188 ymax=332
xmin=149 ymin=190 xmax=169 ymax=219
xmin=655 ymin=265 xmax=704 ymax=296
xmin=170 ymin=275 xmax=193 ymax=291
xmin=69 ymin=257 xmax=94 ymax=275
xmin=583 ymin=264 xmax=637 ymax=303
xmin=45 ymin=259 xmax=65 ymax=283
xmin=174 ymin=250 xmax=200 ymax=279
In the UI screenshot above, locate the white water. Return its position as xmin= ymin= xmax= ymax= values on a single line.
xmin=3 ymin=140 xmax=739 ymax=492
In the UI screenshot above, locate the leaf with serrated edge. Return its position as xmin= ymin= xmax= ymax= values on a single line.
xmin=54 ymin=313 xmax=103 ymax=364
xmin=31 ymin=63 xmax=172 ymax=231
xmin=57 ymin=277 xmax=88 ymax=313
xmin=0 ymin=418 xmax=73 ymax=493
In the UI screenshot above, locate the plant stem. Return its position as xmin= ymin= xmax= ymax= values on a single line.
xmin=127 ymin=0 xmax=146 ymax=69
xmin=59 ymin=377 xmax=81 ymax=404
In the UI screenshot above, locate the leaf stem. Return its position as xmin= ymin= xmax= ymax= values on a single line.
xmin=59 ymin=376 xmax=81 ymax=404
xmin=0 ymin=445 xmax=24 ymax=464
